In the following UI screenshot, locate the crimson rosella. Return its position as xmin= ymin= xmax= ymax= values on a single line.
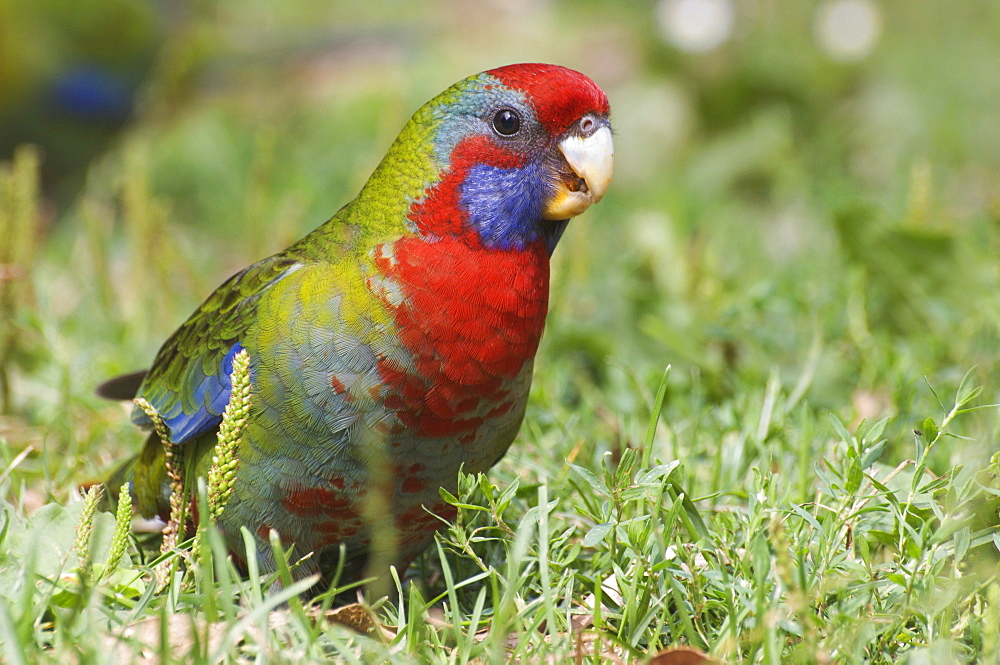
xmin=104 ymin=63 xmax=614 ymax=587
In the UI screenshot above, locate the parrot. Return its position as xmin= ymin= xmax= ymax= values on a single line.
xmin=101 ymin=63 xmax=614 ymax=589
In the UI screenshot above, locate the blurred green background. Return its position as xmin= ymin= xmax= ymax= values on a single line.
xmin=1 ymin=0 xmax=998 ymax=499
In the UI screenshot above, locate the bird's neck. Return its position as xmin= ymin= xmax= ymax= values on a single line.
xmin=347 ymin=115 xmax=446 ymax=244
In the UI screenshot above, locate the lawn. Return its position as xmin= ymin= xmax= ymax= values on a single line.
xmin=2 ymin=1 xmax=999 ymax=663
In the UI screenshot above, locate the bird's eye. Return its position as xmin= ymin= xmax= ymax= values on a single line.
xmin=492 ymin=108 xmax=521 ymax=136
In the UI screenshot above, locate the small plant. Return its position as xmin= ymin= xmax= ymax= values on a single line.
xmin=0 ymin=146 xmax=43 ymax=414
xmin=207 ymin=348 xmax=250 ymax=522
xmin=193 ymin=348 xmax=251 ymax=563
xmin=132 ymin=394 xmax=186 ymax=577
xmin=72 ymin=484 xmax=103 ymax=576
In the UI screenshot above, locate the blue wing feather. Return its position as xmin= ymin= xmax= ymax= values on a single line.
xmin=132 ymin=342 xmax=245 ymax=444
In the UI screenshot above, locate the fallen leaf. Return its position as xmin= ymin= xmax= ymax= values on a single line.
xmin=327 ymin=603 xmax=378 ymax=634
xmin=648 ymin=645 xmax=719 ymax=665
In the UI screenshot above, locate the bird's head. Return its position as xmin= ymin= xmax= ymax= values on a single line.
xmin=360 ymin=63 xmax=613 ymax=253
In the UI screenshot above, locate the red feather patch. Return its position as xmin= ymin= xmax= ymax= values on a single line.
xmin=374 ymin=234 xmax=550 ymax=439
xmin=281 ymin=486 xmax=356 ymax=518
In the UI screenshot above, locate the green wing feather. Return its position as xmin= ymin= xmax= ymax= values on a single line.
xmin=132 ymin=253 xmax=303 ymax=443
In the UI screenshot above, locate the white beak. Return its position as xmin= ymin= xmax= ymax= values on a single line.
xmin=542 ymin=126 xmax=614 ymax=220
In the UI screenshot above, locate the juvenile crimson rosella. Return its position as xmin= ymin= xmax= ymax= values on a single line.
xmin=105 ymin=63 xmax=613 ymax=586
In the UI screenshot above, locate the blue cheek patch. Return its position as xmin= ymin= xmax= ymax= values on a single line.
xmin=461 ymin=162 xmax=553 ymax=250
xmin=159 ymin=342 xmax=246 ymax=444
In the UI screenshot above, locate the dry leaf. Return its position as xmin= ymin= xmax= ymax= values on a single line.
xmin=327 ymin=603 xmax=376 ymax=634
xmin=323 ymin=603 xmax=395 ymax=641
xmin=648 ymin=645 xmax=719 ymax=665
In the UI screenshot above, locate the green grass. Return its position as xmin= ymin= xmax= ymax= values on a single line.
xmin=2 ymin=1 xmax=1000 ymax=662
